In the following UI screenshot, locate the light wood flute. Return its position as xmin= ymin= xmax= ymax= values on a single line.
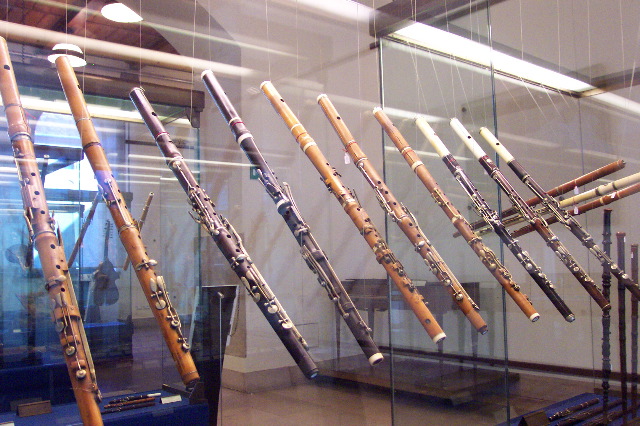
xmin=0 ymin=38 xmax=103 ymax=425
xmin=55 ymin=56 xmax=199 ymax=389
xmin=261 ymin=81 xmax=445 ymax=344
xmin=373 ymin=108 xmax=539 ymax=322
xmin=318 ymin=95 xmax=487 ymax=334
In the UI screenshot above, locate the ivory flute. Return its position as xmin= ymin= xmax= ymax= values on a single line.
xmin=201 ymin=70 xmax=382 ymax=366
xmin=129 ymin=87 xmax=318 ymax=378
xmin=451 ymin=120 xmax=609 ymax=311
xmin=56 ymin=57 xmax=199 ymax=390
xmin=509 ymin=181 xmax=640 ymax=238
xmin=466 ymin=159 xmax=626 ymax=233
xmin=261 ymin=81 xmax=445 ymax=344
xmin=479 ymin=127 xmax=640 ymax=301
xmin=0 ymin=38 xmax=103 ymax=425
xmin=373 ymin=108 xmax=539 ymax=322
xmin=318 ymin=95 xmax=486 ymax=334
xmin=416 ymin=117 xmax=575 ymax=322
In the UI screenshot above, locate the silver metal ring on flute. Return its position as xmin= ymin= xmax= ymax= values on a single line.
xmin=82 ymin=141 xmax=102 ymax=151
xmin=32 ymin=229 xmax=57 ymax=239
xmin=118 ymin=223 xmax=138 ymax=234
xmin=3 ymin=102 xmax=21 ymax=110
xmin=168 ymin=156 xmax=185 ymax=167
xmin=10 ymin=132 xmax=31 ymax=141
xmin=75 ymin=116 xmax=92 ymax=124
xmin=154 ymin=132 xmax=171 ymax=141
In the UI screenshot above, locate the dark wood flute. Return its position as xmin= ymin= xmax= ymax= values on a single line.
xmin=466 ymin=159 xmax=626 ymax=232
xmin=129 ymin=87 xmax=318 ymax=379
xmin=56 ymin=57 xmax=199 ymax=390
xmin=601 ymin=209 xmax=613 ymax=418
xmin=547 ymin=397 xmax=600 ymax=421
xmin=0 ymin=37 xmax=103 ymax=425
xmin=617 ymin=232 xmax=628 ymax=419
xmin=510 ymin=182 xmax=640 ymax=238
xmin=480 ymin=127 xmax=640 ymax=302
xmin=374 ymin=108 xmax=538 ymax=322
xmin=416 ymin=117 xmax=574 ymax=322
xmin=318 ymin=95 xmax=486 ymax=334
xmin=451 ymin=120 xmax=609 ymax=311
xmin=261 ymin=81 xmax=446 ymax=344
xmin=557 ymin=399 xmax=623 ymax=426
xmin=632 ymin=242 xmax=639 ymax=418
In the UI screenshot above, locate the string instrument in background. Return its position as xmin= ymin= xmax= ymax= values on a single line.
xmin=92 ymin=220 xmax=120 ymax=306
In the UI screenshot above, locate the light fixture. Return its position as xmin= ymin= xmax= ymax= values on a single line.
xmin=101 ymin=2 xmax=143 ymax=23
xmin=389 ymin=23 xmax=595 ymax=95
xmin=47 ymin=43 xmax=87 ymax=68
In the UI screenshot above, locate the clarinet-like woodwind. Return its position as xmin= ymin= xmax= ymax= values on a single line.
xmin=450 ymin=120 xmax=609 ymax=311
xmin=201 ymin=71 xmax=382 ymax=366
xmin=479 ymin=127 xmax=640 ymax=301
xmin=129 ymin=87 xmax=318 ymax=378
xmin=318 ymin=95 xmax=487 ymax=334
xmin=415 ymin=117 xmax=575 ymax=322
xmin=373 ymin=108 xmax=539 ymax=322
xmin=616 ymin=232 xmax=629 ymax=418
xmin=56 ymin=57 xmax=200 ymax=389
xmin=0 ymin=38 xmax=103 ymax=425
xmin=601 ymin=209 xmax=613 ymax=418
xmin=466 ymin=159 xmax=626 ymax=233
xmin=261 ymin=81 xmax=446 ymax=344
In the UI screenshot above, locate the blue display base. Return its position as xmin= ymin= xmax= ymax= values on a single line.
xmin=0 ymin=390 xmax=208 ymax=425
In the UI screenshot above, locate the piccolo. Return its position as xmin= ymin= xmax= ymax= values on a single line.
xmin=415 ymin=117 xmax=575 ymax=322
xmin=479 ymin=127 xmax=640 ymax=301
xmin=466 ymin=159 xmax=626 ymax=232
xmin=373 ymin=108 xmax=539 ymax=322
xmin=201 ymin=70 xmax=382 ymax=366
xmin=129 ymin=87 xmax=318 ymax=379
xmin=261 ymin=81 xmax=445 ymax=344
xmin=509 ymin=182 xmax=640 ymax=238
xmin=0 ymin=38 xmax=103 ymax=425
xmin=56 ymin=57 xmax=199 ymax=390
xmin=451 ymin=120 xmax=609 ymax=311
xmin=318 ymin=96 xmax=486 ymax=334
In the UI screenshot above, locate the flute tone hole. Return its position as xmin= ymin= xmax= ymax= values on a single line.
xmin=3 ymin=65 xmax=9 ymax=70
xmin=152 ymin=112 xmax=157 ymax=116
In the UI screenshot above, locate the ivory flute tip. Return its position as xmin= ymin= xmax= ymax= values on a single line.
xmin=372 ymin=106 xmax=382 ymax=114
xmin=200 ymin=69 xmax=213 ymax=79
xmin=259 ymin=80 xmax=271 ymax=90
xmin=432 ymin=332 xmax=446 ymax=344
xmin=316 ymin=93 xmax=328 ymax=103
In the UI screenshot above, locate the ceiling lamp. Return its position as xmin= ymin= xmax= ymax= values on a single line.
xmin=101 ymin=2 xmax=143 ymax=23
xmin=47 ymin=43 xmax=87 ymax=68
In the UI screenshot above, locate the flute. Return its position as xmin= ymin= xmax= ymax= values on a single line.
xmin=451 ymin=120 xmax=609 ymax=311
xmin=547 ymin=397 xmax=600 ymax=421
xmin=201 ymin=70 xmax=382 ymax=366
xmin=556 ymin=399 xmax=623 ymax=426
xmin=56 ymin=57 xmax=199 ymax=390
xmin=601 ymin=209 xmax=613 ymax=418
xmin=415 ymin=117 xmax=575 ymax=322
xmin=631 ymin=243 xmax=639 ymax=417
xmin=373 ymin=108 xmax=539 ymax=322
xmin=509 ymin=182 xmax=640 ymax=238
xmin=616 ymin=232 xmax=628 ymax=418
xmin=261 ymin=81 xmax=445 ymax=344
xmin=122 ymin=192 xmax=154 ymax=271
xmin=129 ymin=87 xmax=318 ymax=379
xmin=479 ymin=127 xmax=640 ymax=301
xmin=0 ymin=38 xmax=103 ymax=425
xmin=318 ymin=96 xmax=486 ymax=334
xmin=466 ymin=159 xmax=626 ymax=232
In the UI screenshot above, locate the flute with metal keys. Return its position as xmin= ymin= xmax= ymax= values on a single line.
xmin=318 ymin=95 xmax=486 ymax=334
xmin=202 ymin=70 xmax=382 ymax=366
xmin=262 ymin=81 xmax=445 ymax=344
xmin=130 ymin=87 xmax=318 ymax=379
xmin=479 ymin=126 xmax=640 ymax=301
xmin=373 ymin=108 xmax=538 ymax=322
xmin=416 ymin=117 xmax=574 ymax=322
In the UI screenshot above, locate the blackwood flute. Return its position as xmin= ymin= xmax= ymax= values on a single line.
xmin=556 ymin=399 xmax=623 ymax=426
xmin=0 ymin=38 xmax=103 ymax=425
xmin=201 ymin=70 xmax=382 ymax=366
xmin=510 ymin=182 xmax=640 ymax=238
xmin=415 ymin=117 xmax=575 ymax=322
xmin=451 ymin=121 xmax=609 ymax=311
xmin=56 ymin=58 xmax=200 ymax=389
xmin=318 ymin=95 xmax=487 ymax=333
xmin=130 ymin=87 xmax=318 ymax=378
xmin=373 ymin=108 xmax=539 ymax=322
xmin=548 ymin=397 xmax=600 ymax=421
xmin=466 ymin=159 xmax=626 ymax=232
xmin=601 ymin=209 xmax=613 ymax=417
xmin=616 ymin=232 xmax=628 ymax=418
xmin=479 ymin=127 xmax=640 ymax=301
xmin=261 ymin=81 xmax=446 ymax=344
xmin=632 ymin=242 xmax=639 ymax=417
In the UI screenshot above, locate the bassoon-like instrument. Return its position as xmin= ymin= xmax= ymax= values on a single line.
xmin=318 ymin=95 xmax=486 ymax=333
xmin=129 ymin=87 xmax=318 ymax=378
xmin=373 ymin=108 xmax=539 ymax=322
xmin=415 ymin=117 xmax=575 ymax=322
xmin=466 ymin=159 xmax=626 ymax=232
xmin=0 ymin=38 xmax=103 ymax=425
xmin=450 ymin=120 xmax=609 ymax=311
xmin=201 ymin=70 xmax=382 ymax=365
xmin=261 ymin=81 xmax=446 ymax=344
xmin=479 ymin=127 xmax=640 ymax=301
xmin=56 ymin=57 xmax=200 ymax=390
